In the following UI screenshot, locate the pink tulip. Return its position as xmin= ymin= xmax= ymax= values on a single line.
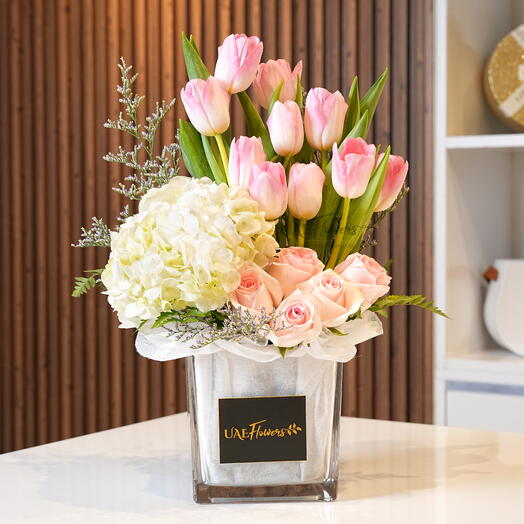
xmin=374 ymin=154 xmax=409 ymax=211
xmin=214 ymin=33 xmax=263 ymax=94
xmin=332 ymin=138 xmax=376 ymax=199
xmin=288 ymin=163 xmax=325 ymax=219
xmin=228 ymin=136 xmax=266 ymax=188
xmin=267 ymin=101 xmax=304 ymax=156
xmin=253 ymin=59 xmax=303 ymax=109
xmin=248 ymin=161 xmax=288 ymax=220
xmin=304 ymin=88 xmax=348 ymax=151
xmin=180 ymin=77 xmax=230 ymax=136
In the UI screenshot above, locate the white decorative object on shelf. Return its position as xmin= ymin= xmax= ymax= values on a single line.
xmin=484 ymin=259 xmax=524 ymax=357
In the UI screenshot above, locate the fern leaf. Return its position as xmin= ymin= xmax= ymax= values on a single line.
xmin=370 ymin=294 xmax=448 ymax=318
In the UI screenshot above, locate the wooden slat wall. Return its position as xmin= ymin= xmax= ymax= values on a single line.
xmin=0 ymin=0 xmax=433 ymax=453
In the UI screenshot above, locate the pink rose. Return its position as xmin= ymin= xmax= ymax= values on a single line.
xmin=267 ymin=247 xmax=325 ymax=297
xmin=269 ymin=290 xmax=322 ymax=347
xmin=299 ymin=269 xmax=363 ymax=327
xmin=334 ymin=253 xmax=391 ymax=310
xmin=230 ymin=264 xmax=283 ymax=313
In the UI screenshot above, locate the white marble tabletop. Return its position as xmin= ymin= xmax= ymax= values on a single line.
xmin=1 ymin=413 xmax=523 ymax=523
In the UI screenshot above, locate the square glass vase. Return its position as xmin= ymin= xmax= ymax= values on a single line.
xmin=186 ymin=350 xmax=343 ymax=503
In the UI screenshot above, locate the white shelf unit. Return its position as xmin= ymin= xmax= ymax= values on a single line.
xmin=434 ymin=0 xmax=524 ymax=433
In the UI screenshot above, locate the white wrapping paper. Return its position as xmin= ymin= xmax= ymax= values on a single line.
xmin=135 ymin=311 xmax=383 ymax=363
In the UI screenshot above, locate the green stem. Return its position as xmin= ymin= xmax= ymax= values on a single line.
xmin=320 ymin=150 xmax=328 ymax=170
xmin=214 ymin=133 xmax=229 ymax=180
xmin=283 ymin=154 xmax=292 ymax=171
xmin=287 ymin=212 xmax=296 ymax=247
xmin=297 ymin=219 xmax=306 ymax=247
xmin=327 ymin=198 xmax=350 ymax=268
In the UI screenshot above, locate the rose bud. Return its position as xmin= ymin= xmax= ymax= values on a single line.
xmin=230 ymin=264 xmax=283 ymax=314
xmin=304 ymin=87 xmax=348 ymax=151
xmin=253 ymin=59 xmax=303 ymax=109
xmin=332 ymin=138 xmax=376 ymax=199
xmin=267 ymin=100 xmax=304 ymax=156
xmin=288 ymin=163 xmax=325 ymax=219
xmin=214 ymin=33 xmax=263 ymax=94
xmin=335 ymin=253 xmax=391 ymax=310
xmin=299 ymin=269 xmax=363 ymax=327
xmin=267 ymin=247 xmax=324 ymax=297
xmin=268 ymin=290 xmax=322 ymax=347
xmin=228 ymin=136 xmax=266 ymax=188
xmin=248 ymin=161 xmax=288 ymax=220
xmin=374 ymin=154 xmax=409 ymax=211
xmin=180 ymin=77 xmax=230 ymax=136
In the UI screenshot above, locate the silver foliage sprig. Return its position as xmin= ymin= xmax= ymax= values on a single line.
xmin=102 ymin=57 xmax=179 ymax=201
xmin=75 ymin=57 xmax=179 ymax=253
xmin=160 ymin=304 xmax=286 ymax=350
xmin=73 ymin=217 xmax=111 ymax=248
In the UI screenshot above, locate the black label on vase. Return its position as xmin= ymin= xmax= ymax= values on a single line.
xmin=218 ymin=395 xmax=307 ymax=464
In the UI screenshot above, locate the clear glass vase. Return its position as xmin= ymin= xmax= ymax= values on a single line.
xmin=186 ymin=350 xmax=343 ymax=503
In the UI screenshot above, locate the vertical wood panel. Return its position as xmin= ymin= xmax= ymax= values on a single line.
xmin=0 ymin=0 xmax=434 ymax=452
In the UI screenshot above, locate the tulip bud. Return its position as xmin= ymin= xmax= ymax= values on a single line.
xmin=374 ymin=154 xmax=409 ymax=211
xmin=304 ymin=88 xmax=348 ymax=151
xmin=253 ymin=59 xmax=303 ymax=109
xmin=214 ymin=33 xmax=263 ymax=94
xmin=332 ymin=138 xmax=376 ymax=199
xmin=248 ymin=161 xmax=288 ymax=220
xmin=267 ymin=101 xmax=304 ymax=156
xmin=288 ymin=163 xmax=325 ymax=219
xmin=228 ymin=136 xmax=266 ymax=188
xmin=180 ymin=77 xmax=230 ymax=136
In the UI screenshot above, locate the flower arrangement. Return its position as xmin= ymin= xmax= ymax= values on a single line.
xmin=74 ymin=33 xmax=444 ymax=360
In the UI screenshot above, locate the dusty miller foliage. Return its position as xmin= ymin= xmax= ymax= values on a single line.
xmin=155 ymin=304 xmax=286 ymax=350
xmin=73 ymin=57 xmax=179 ymax=250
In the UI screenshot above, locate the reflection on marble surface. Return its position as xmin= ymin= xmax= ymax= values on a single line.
xmin=1 ymin=413 xmax=523 ymax=523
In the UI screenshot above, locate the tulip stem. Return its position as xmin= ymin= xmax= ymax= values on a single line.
xmin=297 ymin=219 xmax=306 ymax=247
xmin=283 ymin=154 xmax=292 ymax=171
xmin=287 ymin=212 xmax=296 ymax=247
xmin=214 ymin=134 xmax=229 ymax=180
xmin=320 ymin=150 xmax=328 ymax=170
xmin=327 ymin=198 xmax=350 ymax=269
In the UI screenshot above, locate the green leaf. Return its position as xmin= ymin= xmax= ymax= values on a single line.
xmin=201 ymin=135 xmax=227 ymax=184
xmin=237 ymin=91 xmax=275 ymax=158
xmin=295 ymin=75 xmax=304 ymax=109
xmin=268 ymin=80 xmax=284 ymax=114
xmin=71 ymin=269 xmax=104 ymax=298
xmin=342 ymin=77 xmax=360 ymax=138
xmin=278 ymin=346 xmax=288 ymax=358
xmin=359 ymin=67 xmax=388 ymax=138
xmin=370 ymin=294 xmax=449 ymax=318
xmin=182 ymin=33 xmax=210 ymax=80
xmin=346 ymin=110 xmax=369 ymax=139
xmin=178 ymin=119 xmax=211 ymax=178
xmin=328 ymin=327 xmax=347 ymax=337
xmin=338 ymin=147 xmax=390 ymax=261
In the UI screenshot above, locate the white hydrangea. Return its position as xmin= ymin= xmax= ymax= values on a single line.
xmin=101 ymin=177 xmax=278 ymax=328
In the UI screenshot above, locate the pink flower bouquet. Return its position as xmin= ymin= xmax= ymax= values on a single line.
xmin=73 ymin=32 xmax=445 ymax=504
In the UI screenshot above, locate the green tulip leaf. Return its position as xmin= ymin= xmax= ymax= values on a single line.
xmin=201 ymin=135 xmax=227 ymax=184
xmin=295 ymin=75 xmax=304 ymax=109
xmin=342 ymin=77 xmax=360 ymax=138
xmin=359 ymin=67 xmax=388 ymax=138
xmin=268 ymin=80 xmax=284 ymax=114
xmin=237 ymin=91 xmax=275 ymax=158
xmin=182 ymin=33 xmax=210 ymax=80
xmin=178 ymin=119 xmax=211 ymax=179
